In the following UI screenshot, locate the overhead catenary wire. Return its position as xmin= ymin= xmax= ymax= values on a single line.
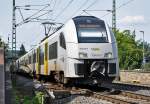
xmin=16 ymin=8 xmax=52 ymax=12
xmin=80 ymin=0 xmax=135 ymax=18
xmin=45 ymin=0 xmax=53 ymax=19
xmin=80 ymin=0 xmax=99 ymax=15
xmin=18 ymin=8 xmax=24 ymax=21
xmin=16 ymin=4 xmax=51 ymax=24
xmin=16 ymin=6 xmax=50 ymax=26
xmin=50 ymin=0 xmax=57 ymax=19
xmin=16 ymin=9 xmax=53 ymax=27
xmin=85 ymin=0 xmax=98 ymax=10
xmin=101 ymin=0 xmax=135 ymax=18
xmin=25 ymin=4 xmax=50 ymax=20
xmin=49 ymin=0 xmax=53 ymax=7
xmin=54 ymin=0 xmax=74 ymax=20
xmin=27 ymin=10 xmax=53 ymax=21
xmin=16 ymin=4 xmax=50 ymax=8
xmin=82 ymin=10 xmax=93 ymax=16
xmin=117 ymin=0 xmax=135 ymax=9
xmin=64 ymin=0 xmax=90 ymax=23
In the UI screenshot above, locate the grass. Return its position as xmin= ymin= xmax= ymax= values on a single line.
xmin=11 ymin=74 xmax=44 ymax=104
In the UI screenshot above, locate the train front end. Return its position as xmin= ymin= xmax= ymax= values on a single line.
xmin=64 ymin=16 xmax=119 ymax=84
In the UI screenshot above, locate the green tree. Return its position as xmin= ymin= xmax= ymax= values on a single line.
xmin=115 ymin=30 xmax=143 ymax=70
xmin=0 ymin=38 xmax=5 ymax=47
xmin=19 ymin=44 xmax=26 ymax=56
xmin=138 ymin=41 xmax=150 ymax=60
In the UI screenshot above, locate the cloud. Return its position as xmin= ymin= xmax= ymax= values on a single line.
xmin=118 ymin=15 xmax=145 ymax=24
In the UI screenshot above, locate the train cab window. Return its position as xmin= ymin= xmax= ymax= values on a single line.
xmin=59 ymin=32 xmax=66 ymax=49
xmin=73 ymin=16 xmax=108 ymax=43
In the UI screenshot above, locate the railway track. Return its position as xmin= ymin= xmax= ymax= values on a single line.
xmin=93 ymin=91 xmax=150 ymax=104
xmin=102 ymin=82 xmax=150 ymax=91
xmin=14 ymin=74 xmax=150 ymax=104
xmin=34 ymin=80 xmax=150 ymax=104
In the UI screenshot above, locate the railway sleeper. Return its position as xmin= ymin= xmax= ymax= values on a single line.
xmin=120 ymin=91 xmax=150 ymax=101
xmin=93 ymin=93 xmax=137 ymax=104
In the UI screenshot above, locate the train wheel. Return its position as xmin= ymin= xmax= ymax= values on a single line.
xmin=36 ymin=74 xmax=41 ymax=81
xmin=54 ymin=73 xmax=60 ymax=82
xmin=60 ymin=73 xmax=68 ymax=84
xmin=36 ymin=74 xmax=39 ymax=79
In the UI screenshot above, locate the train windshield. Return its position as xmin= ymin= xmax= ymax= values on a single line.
xmin=74 ymin=16 xmax=108 ymax=43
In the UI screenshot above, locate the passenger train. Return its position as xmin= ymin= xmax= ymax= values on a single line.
xmin=16 ymin=16 xmax=119 ymax=84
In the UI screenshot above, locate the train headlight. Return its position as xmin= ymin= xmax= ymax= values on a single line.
xmin=104 ymin=52 xmax=112 ymax=58
xmin=79 ymin=52 xmax=88 ymax=58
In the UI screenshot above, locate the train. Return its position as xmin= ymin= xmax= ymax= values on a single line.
xmin=16 ymin=16 xmax=119 ymax=84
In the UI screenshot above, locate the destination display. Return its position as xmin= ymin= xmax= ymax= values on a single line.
xmin=78 ymin=24 xmax=101 ymax=28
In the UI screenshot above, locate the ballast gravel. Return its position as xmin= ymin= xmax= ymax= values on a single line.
xmin=50 ymin=95 xmax=112 ymax=104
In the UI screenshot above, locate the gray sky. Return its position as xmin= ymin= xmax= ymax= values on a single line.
xmin=0 ymin=0 xmax=150 ymax=50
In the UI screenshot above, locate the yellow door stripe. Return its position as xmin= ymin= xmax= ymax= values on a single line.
xmin=36 ymin=48 xmax=40 ymax=74
xmin=44 ymin=42 xmax=48 ymax=75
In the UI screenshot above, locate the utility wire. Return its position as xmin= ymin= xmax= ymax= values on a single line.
xmin=101 ymin=0 xmax=135 ymax=18
xmin=117 ymin=0 xmax=135 ymax=9
xmin=80 ymin=0 xmax=98 ymax=15
xmin=16 ymin=5 xmax=52 ymax=27
xmin=80 ymin=0 xmax=97 ymax=16
xmin=64 ymin=0 xmax=90 ymax=23
xmin=54 ymin=0 xmax=74 ymax=20
xmin=16 ymin=10 xmax=53 ymax=27
xmin=28 ymin=10 xmax=53 ymax=21
xmin=46 ymin=0 xmax=53 ymax=19
xmin=85 ymin=0 xmax=98 ymax=10
xmin=49 ymin=0 xmax=53 ymax=7
xmin=17 ymin=8 xmax=51 ymax=11
xmin=51 ymin=0 xmax=57 ymax=19
xmin=81 ymin=0 xmax=135 ymax=18
xmin=16 ymin=4 xmax=50 ymax=7
xmin=25 ymin=4 xmax=50 ymax=20
xmin=18 ymin=8 xmax=24 ymax=21
xmin=82 ymin=10 xmax=93 ymax=16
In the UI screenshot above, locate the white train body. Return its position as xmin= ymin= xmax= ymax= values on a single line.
xmin=16 ymin=16 xmax=119 ymax=84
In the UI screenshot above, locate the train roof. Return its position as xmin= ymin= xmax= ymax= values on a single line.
xmin=73 ymin=16 xmax=102 ymax=22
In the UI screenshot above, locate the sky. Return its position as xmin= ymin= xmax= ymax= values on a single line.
xmin=0 ymin=0 xmax=150 ymax=51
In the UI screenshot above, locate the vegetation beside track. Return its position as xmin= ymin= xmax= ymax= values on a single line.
xmin=13 ymin=90 xmax=44 ymax=104
xmin=115 ymin=30 xmax=150 ymax=70
xmin=11 ymin=74 xmax=44 ymax=104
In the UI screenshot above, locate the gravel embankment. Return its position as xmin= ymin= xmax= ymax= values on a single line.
xmin=50 ymin=95 xmax=112 ymax=104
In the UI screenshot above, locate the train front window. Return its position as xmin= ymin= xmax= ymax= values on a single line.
xmin=77 ymin=24 xmax=108 ymax=43
xmin=73 ymin=16 xmax=108 ymax=43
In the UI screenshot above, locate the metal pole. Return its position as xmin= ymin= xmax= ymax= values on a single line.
xmin=140 ymin=31 xmax=145 ymax=69
xmin=112 ymin=0 xmax=116 ymax=33
xmin=12 ymin=0 xmax=16 ymax=60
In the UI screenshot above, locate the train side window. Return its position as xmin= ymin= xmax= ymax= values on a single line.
xmin=40 ymin=48 xmax=44 ymax=65
xmin=59 ymin=32 xmax=66 ymax=49
xmin=49 ymin=42 xmax=57 ymax=60
xmin=33 ymin=52 xmax=36 ymax=63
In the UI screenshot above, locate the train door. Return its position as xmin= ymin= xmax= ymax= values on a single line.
xmin=59 ymin=33 xmax=66 ymax=72
xmin=33 ymin=50 xmax=36 ymax=74
xmin=36 ymin=47 xmax=40 ymax=75
xmin=44 ymin=42 xmax=48 ymax=75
